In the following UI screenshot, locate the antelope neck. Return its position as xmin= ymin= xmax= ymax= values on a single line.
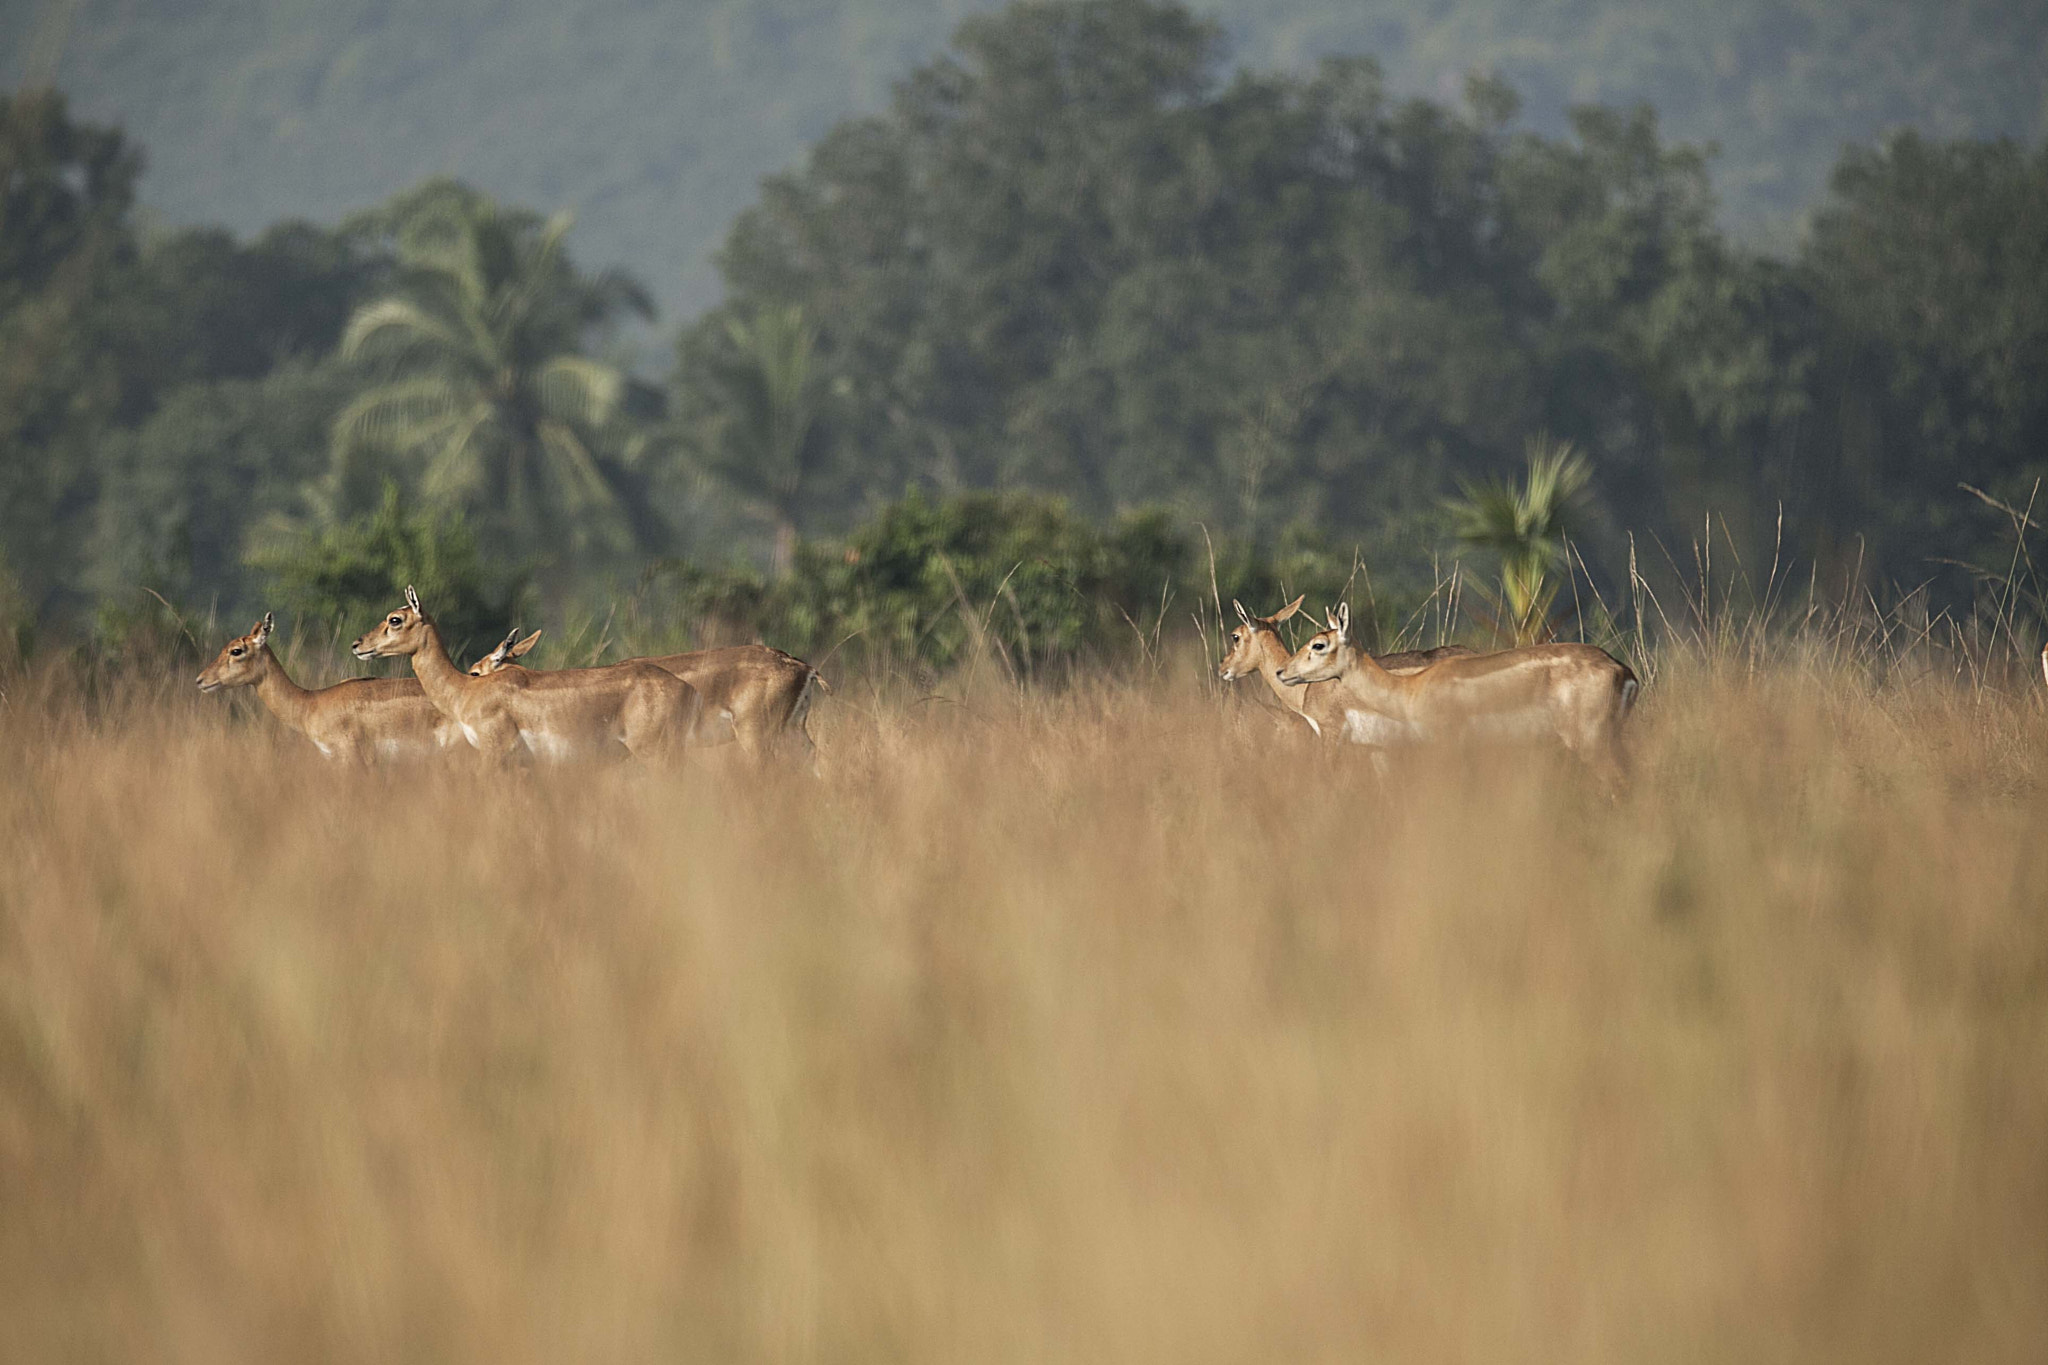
xmin=404 ymin=620 xmax=476 ymax=711
xmin=1251 ymin=629 xmax=1310 ymax=709
xmin=1321 ymin=640 xmax=1414 ymax=710
xmin=249 ymin=647 xmax=320 ymax=733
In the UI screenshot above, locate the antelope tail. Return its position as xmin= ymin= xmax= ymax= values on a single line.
xmin=790 ymin=666 xmax=828 ymax=730
xmin=1616 ymin=665 xmax=1641 ymax=720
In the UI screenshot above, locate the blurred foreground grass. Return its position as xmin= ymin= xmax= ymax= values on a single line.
xmin=3 ymin=657 xmax=2047 ymax=1362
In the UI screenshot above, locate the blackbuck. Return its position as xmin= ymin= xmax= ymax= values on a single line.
xmin=351 ymin=588 xmax=701 ymax=763
xmin=1276 ymin=603 xmax=1638 ymax=775
xmin=467 ymin=629 xmax=827 ymax=766
xmin=1217 ymin=596 xmax=1475 ymax=739
xmin=196 ymin=613 xmax=464 ymax=762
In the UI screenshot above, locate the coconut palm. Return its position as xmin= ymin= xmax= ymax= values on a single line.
xmin=1448 ymin=434 xmax=1592 ymax=645
xmin=328 ymin=181 xmax=656 ymax=561
xmin=685 ymin=304 xmax=826 ymax=577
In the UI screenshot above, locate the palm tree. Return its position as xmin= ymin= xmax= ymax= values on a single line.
xmin=328 ymin=181 xmax=655 ymax=562
xmin=686 ymin=304 xmax=825 ymax=577
xmin=1447 ymin=435 xmax=1593 ymax=645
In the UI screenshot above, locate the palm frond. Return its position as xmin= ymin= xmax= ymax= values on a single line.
xmin=535 ymin=355 xmax=625 ymax=428
xmin=535 ymin=419 xmax=619 ymax=507
xmin=697 ymin=304 xmax=820 ymax=506
xmin=330 ymin=376 xmax=472 ymax=452
xmin=1447 ymin=434 xmax=1594 ymax=644
xmin=420 ymin=405 xmax=503 ymax=504
xmin=340 ymin=298 xmax=465 ymax=363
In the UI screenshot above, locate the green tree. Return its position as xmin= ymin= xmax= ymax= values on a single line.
xmin=0 ymin=90 xmax=144 ymax=615
xmin=328 ymin=180 xmax=660 ymax=568
xmin=89 ymin=362 xmax=360 ymax=617
xmin=1447 ymin=436 xmax=1592 ymax=644
xmin=249 ymin=482 xmax=527 ymax=662
xmin=695 ymin=0 xmax=1755 ymax=569
xmin=679 ymin=304 xmax=829 ymax=577
xmin=85 ymin=220 xmax=383 ymax=618
xmin=1800 ymin=132 xmax=2048 ymax=590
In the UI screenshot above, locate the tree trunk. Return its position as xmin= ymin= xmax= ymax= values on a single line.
xmin=770 ymin=514 xmax=798 ymax=580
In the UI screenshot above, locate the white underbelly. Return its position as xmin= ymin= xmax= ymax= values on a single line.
xmin=1460 ymin=709 xmax=1556 ymax=742
xmin=1340 ymin=709 xmax=1424 ymax=746
xmin=519 ymin=729 xmax=580 ymax=763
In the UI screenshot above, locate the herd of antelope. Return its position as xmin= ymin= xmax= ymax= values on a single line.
xmin=196 ymin=585 xmax=1641 ymax=776
xmin=197 ymin=587 xmax=823 ymax=768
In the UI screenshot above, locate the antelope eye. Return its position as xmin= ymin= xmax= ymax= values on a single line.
xmin=1312 ymin=640 xmax=1327 ymax=650
xmin=388 ymin=614 xmax=403 ymax=626
xmin=229 ymin=647 xmax=244 ymax=656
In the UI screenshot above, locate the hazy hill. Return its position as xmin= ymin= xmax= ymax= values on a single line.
xmin=9 ymin=0 xmax=2045 ymax=324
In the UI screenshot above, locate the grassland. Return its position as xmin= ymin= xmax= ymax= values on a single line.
xmin=3 ymin=647 xmax=2047 ymax=1362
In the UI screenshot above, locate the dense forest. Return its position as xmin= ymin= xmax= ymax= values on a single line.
xmin=8 ymin=0 xmax=2043 ymax=319
xmin=3 ymin=0 xmax=2047 ymax=668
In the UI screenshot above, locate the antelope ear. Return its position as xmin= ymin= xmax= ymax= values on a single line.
xmin=1232 ymin=599 xmax=1251 ymax=626
xmin=510 ymin=629 xmax=543 ymax=659
xmin=1271 ymin=595 xmax=1304 ymax=623
xmin=1335 ymin=603 xmax=1351 ymax=639
xmin=1324 ymin=606 xmax=1341 ymax=631
xmin=249 ymin=615 xmax=271 ymax=642
xmin=404 ymin=584 xmax=421 ymax=614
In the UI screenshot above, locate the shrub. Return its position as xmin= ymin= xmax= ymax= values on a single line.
xmin=643 ymin=489 xmax=1433 ymax=679
xmin=247 ymin=483 xmax=529 ymax=660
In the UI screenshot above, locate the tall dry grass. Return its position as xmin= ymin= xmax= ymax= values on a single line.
xmin=3 ymin=650 xmax=2048 ymax=1363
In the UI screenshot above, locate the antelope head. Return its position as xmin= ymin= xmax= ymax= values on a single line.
xmin=1276 ymin=603 xmax=1351 ymax=687
xmin=1218 ymin=596 xmax=1303 ymax=682
xmin=351 ymin=586 xmax=432 ymax=660
xmin=468 ymin=628 xmax=542 ymax=678
xmin=197 ymin=613 xmax=275 ymax=692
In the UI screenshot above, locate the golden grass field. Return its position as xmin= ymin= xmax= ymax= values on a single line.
xmin=4 ymin=648 xmax=2048 ymax=1362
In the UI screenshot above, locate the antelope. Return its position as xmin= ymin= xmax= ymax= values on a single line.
xmin=467 ymin=628 xmax=827 ymax=766
xmin=350 ymin=588 xmax=700 ymax=763
xmin=196 ymin=613 xmax=466 ymax=762
xmin=1218 ymin=595 xmax=1476 ymax=739
xmin=1276 ymin=603 xmax=1637 ymax=776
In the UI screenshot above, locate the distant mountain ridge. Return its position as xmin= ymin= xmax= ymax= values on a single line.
xmin=10 ymin=0 xmax=2044 ymax=325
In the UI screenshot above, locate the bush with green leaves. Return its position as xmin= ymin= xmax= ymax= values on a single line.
xmin=643 ymin=489 xmax=1430 ymax=679
xmin=247 ymin=483 xmax=528 ymax=661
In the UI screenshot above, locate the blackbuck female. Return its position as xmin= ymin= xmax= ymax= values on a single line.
xmin=1276 ymin=603 xmax=1637 ymax=773
xmin=351 ymin=588 xmax=700 ymax=762
xmin=196 ymin=613 xmax=464 ymax=762
xmin=467 ymin=629 xmax=826 ymax=765
xmin=1217 ymin=596 xmax=1475 ymax=738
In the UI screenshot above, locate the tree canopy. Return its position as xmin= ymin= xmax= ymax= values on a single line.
xmin=3 ymin=0 xmax=2047 ymax=651
xmin=14 ymin=0 xmax=2043 ymax=321
xmin=326 ymin=180 xmax=660 ymax=568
